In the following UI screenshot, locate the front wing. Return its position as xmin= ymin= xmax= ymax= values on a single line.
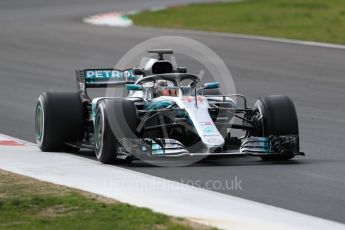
xmin=117 ymin=136 xmax=305 ymax=159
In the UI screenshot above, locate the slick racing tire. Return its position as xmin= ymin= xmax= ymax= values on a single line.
xmin=35 ymin=92 xmax=84 ymax=152
xmin=94 ymin=99 xmax=138 ymax=164
xmin=254 ymin=95 xmax=299 ymax=161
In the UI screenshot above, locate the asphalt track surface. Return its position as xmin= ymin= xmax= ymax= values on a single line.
xmin=1 ymin=0 xmax=345 ymax=224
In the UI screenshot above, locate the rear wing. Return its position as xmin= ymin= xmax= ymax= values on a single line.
xmin=76 ymin=69 xmax=138 ymax=89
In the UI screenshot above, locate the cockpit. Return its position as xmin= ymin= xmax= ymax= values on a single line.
xmin=127 ymin=49 xmax=199 ymax=100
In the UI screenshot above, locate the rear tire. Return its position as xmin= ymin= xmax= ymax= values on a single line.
xmin=254 ymin=95 xmax=299 ymax=161
xmin=35 ymin=92 xmax=84 ymax=152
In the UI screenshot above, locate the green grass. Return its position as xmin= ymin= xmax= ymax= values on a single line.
xmin=129 ymin=0 xmax=345 ymax=44
xmin=0 ymin=170 xmax=210 ymax=230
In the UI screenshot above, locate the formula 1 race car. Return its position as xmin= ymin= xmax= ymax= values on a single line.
xmin=35 ymin=49 xmax=304 ymax=164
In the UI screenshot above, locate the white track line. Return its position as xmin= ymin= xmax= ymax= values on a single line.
xmin=98 ymin=19 xmax=345 ymax=49
xmin=0 ymin=133 xmax=344 ymax=229
xmin=142 ymin=27 xmax=345 ymax=50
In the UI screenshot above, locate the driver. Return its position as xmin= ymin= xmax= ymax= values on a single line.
xmin=156 ymin=80 xmax=178 ymax=97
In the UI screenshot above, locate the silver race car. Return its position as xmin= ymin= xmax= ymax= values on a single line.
xmin=35 ymin=49 xmax=304 ymax=164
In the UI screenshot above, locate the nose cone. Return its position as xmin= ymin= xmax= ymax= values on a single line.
xmin=203 ymin=136 xmax=225 ymax=147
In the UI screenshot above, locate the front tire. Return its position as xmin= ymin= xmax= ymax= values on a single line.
xmin=94 ymin=102 xmax=118 ymax=164
xmin=254 ymin=95 xmax=299 ymax=161
xmin=94 ymin=99 xmax=138 ymax=164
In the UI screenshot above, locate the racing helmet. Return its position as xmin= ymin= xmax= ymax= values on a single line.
xmin=156 ymin=80 xmax=177 ymax=97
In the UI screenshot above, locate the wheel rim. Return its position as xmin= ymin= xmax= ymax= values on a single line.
xmin=253 ymin=101 xmax=265 ymax=137
xmin=94 ymin=111 xmax=103 ymax=153
xmin=35 ymin=102 xmax=44 ymax=142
